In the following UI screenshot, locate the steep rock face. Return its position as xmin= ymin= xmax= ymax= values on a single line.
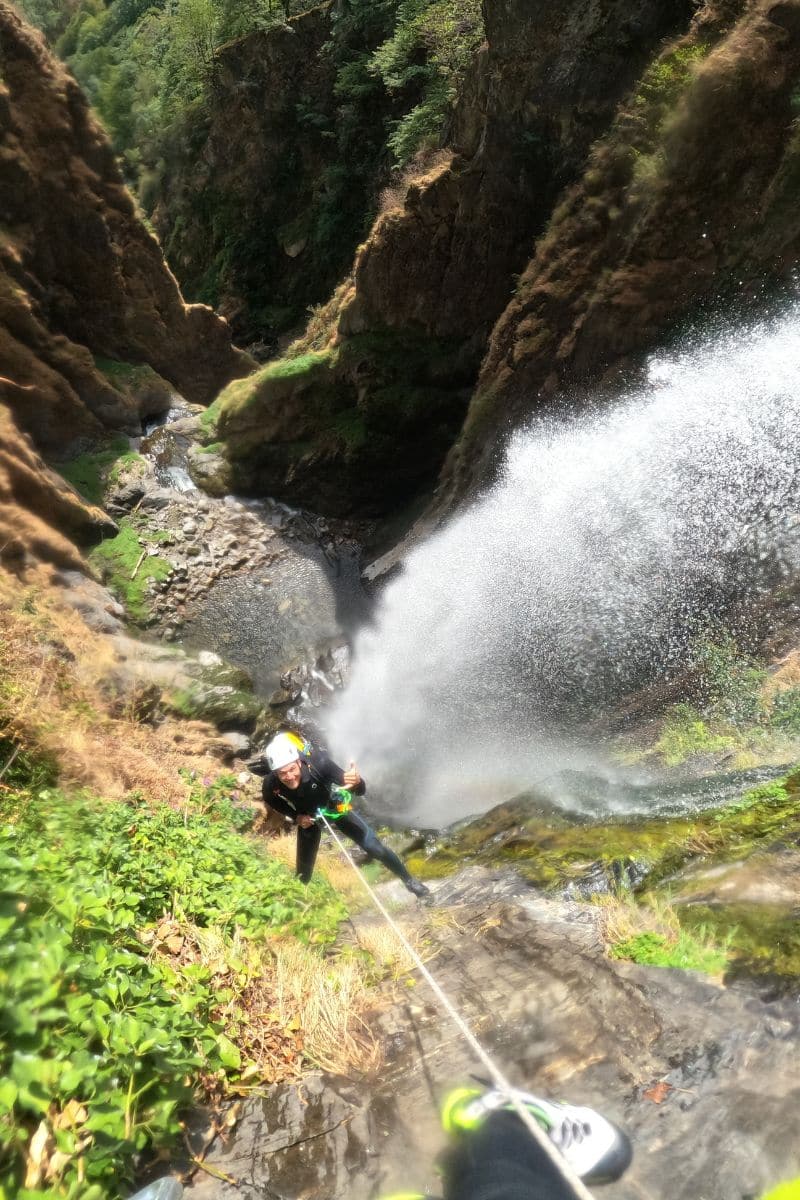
xmin=212 ymin=0 xmax=695 ymax=518
xmin=155 ymin=7 xmax=336 ymax=341
xmin=342 ymin=0 xmax=696 ymax=343
xmin=0 ymin=4 xmax=249 ymax=455
xmin=0 ymin=401 xmax=115 ymax=572
xmin=154 ymin=2 xmax=406 ymax=346
xmin=441 ymin=0 xmax=800 ymax=505
xmin=185 ymin=877 xmax=800 ymax=1200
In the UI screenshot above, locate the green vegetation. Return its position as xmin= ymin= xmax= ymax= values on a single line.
xmin=89 ymin=518 xmax=172 ymax=623
xmin=371 ymin=0 xmax=483 ymax=164
xmin=17 ymin=0 xmax=484 ymax=337
xmin=55 ymin=436 xmax=133 ymax=506
xmin=0 ymin=768 xmax=345 ymax=1198
xmin=609 ymin=926 xmax=732 ymax=975
xmin=650 ymin=704 xmax=736 ymax=766
xmin=165 ymin=682 xmax=263 ymax=727
xmin=625 ymin=635 xmax=800 ymax=770
xmin=406 ymin=770 xmax=800 ymax=896
xmin=630 ymin=42 xmax=709 ymax=153
xmin=676 ymin=887 xmax=800 ymax=987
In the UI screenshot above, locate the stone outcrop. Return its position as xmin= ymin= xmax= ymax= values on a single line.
xmin=341 ymin=0 xmax=696 ymax=345
xmin=184 ymin=872 xmax=800 ymax=1200
xmin=0 ymin=401 xmax=115 ymax=572
xmin=205 ymin=0 xmax=697 ymax=517
xmin=203 ymin=0 xmax=800 ymax=528
xmin=0 ymin=3 xmax=250 ymax=456
xmin=439 ymin=0 xmax=800 ymax=507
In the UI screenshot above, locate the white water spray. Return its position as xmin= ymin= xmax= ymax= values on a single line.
xmin=326 ymin=314 xmax=800 ymax=823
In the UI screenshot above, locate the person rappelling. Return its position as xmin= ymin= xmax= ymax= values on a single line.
xmin=257 ymin=732 xmax=432 ymax=898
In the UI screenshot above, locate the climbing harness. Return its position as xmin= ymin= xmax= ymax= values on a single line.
xmin=316 ymin=784 xmax=353 ymax=820
xmin=316 ymin=812 xmax=599 ymax=1200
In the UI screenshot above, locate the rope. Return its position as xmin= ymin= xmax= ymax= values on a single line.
xmin=317 ymin=813 xmax=597 ymax=1200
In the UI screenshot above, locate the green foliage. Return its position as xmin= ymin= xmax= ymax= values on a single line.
xmin=692 ymin=633 xmax=766 ymax=725
xmin=609 ymin=925 xmax=732 ymax=974
xmin=56 ymin=436 xmax=132 ymax=506
xmin=371 ymin=0 xmax=483 ymax=164
xmin=0 ymin=779 xmax=345 ymax=1197
xmin=89 ymin=519 xmax=172 ymax=623
xmin=652 ymin=703 xmax=735 ymax=767
xmin=768 ymin=686 xmax=800 ymax=733
xmin=630 ymin=43 xmax=708 ymax=150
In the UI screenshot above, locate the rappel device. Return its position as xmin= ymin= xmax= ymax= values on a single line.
xmin=317 ymin=784 xmax=353 ymax=820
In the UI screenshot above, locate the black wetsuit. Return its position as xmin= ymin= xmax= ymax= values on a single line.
xmin=262 ymin=751 xmax=413 ymax=885
xmin=441 ymin=1112 xmax=579 ymax=1200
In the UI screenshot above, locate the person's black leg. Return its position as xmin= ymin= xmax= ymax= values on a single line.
xmin=295 ymin=823 xmax=321 ymax=883
xmin=337 ymin=812 xmax=412 ymax=882
xmin=441 ymin=1111 xmax=578 ymax=1200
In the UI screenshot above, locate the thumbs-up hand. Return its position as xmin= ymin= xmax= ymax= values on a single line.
xmin=343 ymin=760 xmax=361 ymax=790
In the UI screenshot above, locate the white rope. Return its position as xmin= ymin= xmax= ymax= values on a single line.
xmin=317 ymin=813 xmax=597 ymax=1200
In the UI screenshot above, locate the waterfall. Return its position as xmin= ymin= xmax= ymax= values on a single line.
xmin=325 ymin=313 xmax=800 ymax=823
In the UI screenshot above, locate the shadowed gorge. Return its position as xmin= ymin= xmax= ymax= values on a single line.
xmin=5 ymin=1 xmax=800 ymax=1198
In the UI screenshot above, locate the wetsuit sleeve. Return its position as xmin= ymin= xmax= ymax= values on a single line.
xmin=261 ymin=775 xmax=296 ymax=820
xmin=314 ymin=751 xmax=366 ymax=796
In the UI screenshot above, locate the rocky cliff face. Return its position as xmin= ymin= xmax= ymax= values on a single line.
xmin=440 ymin=0 xmax=800 ymax=508
xmin=153 ymin=1 xmax=407 ymax=347
xmin=0 ymin=401 xmax=115 ymax=572
xmin=202 ymin=0 xmax=697 ymax=518
xmin=206 ymin=0 xmax=800 ymax=527
xmin=0 ymin=3 xmax=249 ymax=457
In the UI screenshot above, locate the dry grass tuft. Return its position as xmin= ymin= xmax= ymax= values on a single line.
xmin=0 ymin=568 xmax=223 ymax=802
xmin=272 ymin=941 xmax=382 ymax=1075
xmin=593 ymin=892 xmax=677 ymax=948
xmin=353 ymin=921 xmax=424 ymax=978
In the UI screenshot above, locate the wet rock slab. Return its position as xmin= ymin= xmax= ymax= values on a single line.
xmin=186 ymin=868 xmax=800 ymax=1200
xmin=184 ymin=1076 xmax=394 ymax=1200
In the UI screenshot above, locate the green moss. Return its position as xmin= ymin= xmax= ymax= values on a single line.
xmin=680 ymin=903 xmax=800 ymax=986
xmin=199 ymin=398 xmax=223 ymax=437
xmin=609 ymin=926 xmax=732 ymax=974
xmin=631 ymin=42 xmax=709 ymax=150
xmin=217 ymin=351 xmax=334 ymax=422
xmin=165 ymin=683 xmax=262 ymax=728
xmin=196 ymin=441 xmax=223 ymax=454
xmin=332 ymin=408 xmax=368 ymax=450
xmin=413 ymin=768 xmax=800 ymax=892
xmin=88 ymin=518 xmax=172 ymax=623
xmin=94 ymin=357 xmax=164 ymax=390
xmin=55 ymin=435 xmax=131 ymax=505
xmin=652 ymin=704 xmax=736 ymax=766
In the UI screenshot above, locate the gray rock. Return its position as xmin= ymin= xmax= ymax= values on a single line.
xmin=182 ymin=876 xmax=800 ymax=1200
xmin=220 ymin=731 xmax=251 ymax=757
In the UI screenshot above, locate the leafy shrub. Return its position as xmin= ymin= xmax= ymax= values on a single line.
xmin=692 ymin=634 xmax=766 ymax=726
xmin=768 ymin=686 xmax=800 ymax=733
xmin=372 ymin=0 xmax=483 ymax=164
xmin=652 ymin=703 xmax=735 ymax=766
xmin=0 ymin=777 xmax=345 ymax=1197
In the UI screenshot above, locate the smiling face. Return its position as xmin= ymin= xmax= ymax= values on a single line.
xmin=276 ymin=760 xmax=302 ymax=789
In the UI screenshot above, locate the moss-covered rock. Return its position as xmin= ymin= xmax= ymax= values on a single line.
xmin=213 ymin=332 xmax=472 ymax=517
xmin=164 ymin=681 xmax=263 ymax=730
xmin=88 ymin=516 xmax=172 ymax=624
xmin=408 ymin=770 xmax=800 ymax=896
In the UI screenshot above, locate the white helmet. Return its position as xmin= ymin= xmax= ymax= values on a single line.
xmin=265 ymin=733 xmax=301 ymax=772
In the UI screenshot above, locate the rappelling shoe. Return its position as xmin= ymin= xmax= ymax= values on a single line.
xmin=405 ymin=876 xmax=433 ymax=901
xmin=441 ymin=1086 xmax=632 ymax=1185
